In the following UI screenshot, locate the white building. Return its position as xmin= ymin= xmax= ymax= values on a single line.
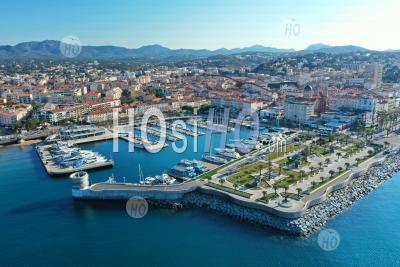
xmin=284 ymin=98 xmax=314 ymax=124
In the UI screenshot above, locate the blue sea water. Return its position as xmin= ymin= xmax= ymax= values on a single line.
xmin=1 ymin=133 xmax=400 ymax=266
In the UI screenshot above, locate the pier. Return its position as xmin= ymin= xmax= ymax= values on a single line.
xmin=165 ymin=122 xmax=205 ymax=137
xmin=36 ymin=144 xmax=114 ymax=176
xmin=186 ymin=119 xmax=234 ymax=132
xmin=70 ymin=171 xmax=203 ymax=200
xmin=141 ymin=125 xmax=182 ymax=142
xmin=119 ymin=134 xmax=168 ymax=149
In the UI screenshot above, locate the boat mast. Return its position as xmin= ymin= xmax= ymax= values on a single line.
xmin=138 ymin=164 xmax=144 ymax=184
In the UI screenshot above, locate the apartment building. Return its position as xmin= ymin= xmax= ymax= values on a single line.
xmin=284 ymin=98 xmax=315 ymax=124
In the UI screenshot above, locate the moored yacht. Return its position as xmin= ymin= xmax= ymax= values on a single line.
xmin=215 ymin=148 xmax=240 ymax=159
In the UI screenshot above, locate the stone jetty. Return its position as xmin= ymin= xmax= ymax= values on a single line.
xmin=182 ymin=152 xmax=400 ymax=236
xmin=70 ymin=151 xmax=400 ymax=236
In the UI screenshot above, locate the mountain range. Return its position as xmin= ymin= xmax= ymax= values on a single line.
xmin=0 ymin=40 xmax=374 ymax=59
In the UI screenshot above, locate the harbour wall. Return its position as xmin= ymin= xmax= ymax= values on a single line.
xmin=71 ymin=151 xmax=400 ymax=236
xmin=73 ymin=182 xmax=202 ymax=201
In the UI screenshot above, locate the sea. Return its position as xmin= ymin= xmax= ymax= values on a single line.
xmin=0 ymin=130 xmax=399 ymax=266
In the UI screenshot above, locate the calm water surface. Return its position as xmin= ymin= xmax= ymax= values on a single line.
xmin=0 ymin=132 xmax=399 ymax=266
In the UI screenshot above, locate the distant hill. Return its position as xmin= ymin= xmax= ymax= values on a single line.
xmin=0 ymin=41 xmax=294 ymax=59
xmin=301 ymin=44 xmax=368 ymax=54
xmin=304 ymin=43 xmax=332 ymax=51
xmin=0 ymin=40 xmax=375 ymax=59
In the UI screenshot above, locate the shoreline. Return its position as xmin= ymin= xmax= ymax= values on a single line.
xmin=292 ymin=152 xmax=400 ymax=235
xmin=181 ymin=152 xmax=400 ymax=236
xmin=70 ymin=151 xmax=400 ymax=236
xmin=0 ymin=139 xmax=42 ymax=149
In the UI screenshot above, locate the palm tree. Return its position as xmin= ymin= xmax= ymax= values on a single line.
xmin=325 ymin=158 xmax=331 ymax=165
xmin=262 ymin=190 xmax=267 ymax=198
xmin=233 ymin=183 xmax=238 ymax=190
xmin=384 ymin=141 xmax=390 ymax=149
xmin=337 ymin=166 xmax=343 ymax=173
xmin=267 ymin=160 xmax=272 ymax=180
xmin=329 ymin=170 xmax=335 ymax=177
xmin=309 ymin=166 xmax=315 ymax=175
xmin=282 ymin=184 xmax=289 ymax=202
xmin=219 ymin=178 xmax=225 ymax=185
xmin=336 ymin=152 xmax=342 ymax=160
xmin=272 ymin=184 xmax=278 ymax=195
xmin=345 ymin=162 xmax=351 ymax=169
xmin=311 ymin=181 xmax=317 ymax=188
xmin=279 ymin=163 xmax=283 ymax=175
xmin=258 ymin=164 xmax=263 ymax=177
xmin=296 ymin=187 xmax=302 ymax=196
xmin=318 ymin=161 xmax=323 ymax=169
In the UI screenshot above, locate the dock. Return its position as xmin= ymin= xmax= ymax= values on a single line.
xmin=119 ymin=134 xmax=168 ymax=149
xmin=36 ymin=145 xmax=114 ymax=176
xmin=186 ymin=119 xmax=234 ymax=132
xmin=141 ymin=126 xmax=182 ymax=142
xmin=165 ymin=122 xmax=205 ymax=137
xmin=196 ymin=160 xmax=218 ymax=171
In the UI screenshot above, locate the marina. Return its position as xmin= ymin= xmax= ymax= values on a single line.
xmin=166 ymin=159 xmax=210 ymax=180
xmin=36 ymin=141 xmax=114 ymax=176
xmin=2 ymin=133 xmax=400 ymax=266
xmin=162 ymin=121 xmax=206 ymax=137
xmin=119 ymin=134 xmax=169 ymax=149
xmin=214 ymin=147 xmax=241 ymax=159
xmin=202 ymin=153 xmax=229 ymax=165
xmin=140 ymin=125 xmax=182 ymax=142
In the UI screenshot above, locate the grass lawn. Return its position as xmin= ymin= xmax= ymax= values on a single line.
xmin=342 ymin=144 xmax=362 ymax=155
xmin=259 ymin=192 xmax=279 ymax=203
xmin=227 ymin=161 xmax=268 ymax=186
xmin=310 ymin=145 xmax=326 ymax=156
xmin=196 ymin=157 xmax=243 ymax=181
xmin=260 ymin=180 xmax=271 ymax=188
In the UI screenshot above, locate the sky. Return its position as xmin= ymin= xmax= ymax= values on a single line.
xmin=1 ymin=0 xmax=400 ymax=51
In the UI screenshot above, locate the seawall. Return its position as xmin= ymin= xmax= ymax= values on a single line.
xmin=71 ymin=151 xmax=400 ymax=236
xmin=182 ymin=152 xmax=400 ymax=236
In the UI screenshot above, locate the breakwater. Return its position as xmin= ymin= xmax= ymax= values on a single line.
xmin=182 ymin=152 xmax=400 ymax=235
xmin=70 ymin=151 xmax=400 ymax=236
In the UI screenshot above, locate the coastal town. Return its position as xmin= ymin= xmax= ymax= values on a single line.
xmin=1 ymin=50 xmax=400 ymax=236
xmin=3 ymin=0 xmax=400 ymax=266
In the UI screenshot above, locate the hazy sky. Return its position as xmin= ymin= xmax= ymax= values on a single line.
xmin=1 ymin=0 xmax=399 ymax=50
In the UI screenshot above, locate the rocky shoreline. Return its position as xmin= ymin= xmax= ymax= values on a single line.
xmin=182 ymin=152 xmax=400 ymax=236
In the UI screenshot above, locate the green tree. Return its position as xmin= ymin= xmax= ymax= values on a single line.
xmin=233 ymin=183 xmax=238 ymax=190
xmin=296 ymin=187 xmax=302 ymax=196
xmin=345 ymin=162 xmax=351 ymax=169
xmin=272 ymin=184 xmax=278 ymax=195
